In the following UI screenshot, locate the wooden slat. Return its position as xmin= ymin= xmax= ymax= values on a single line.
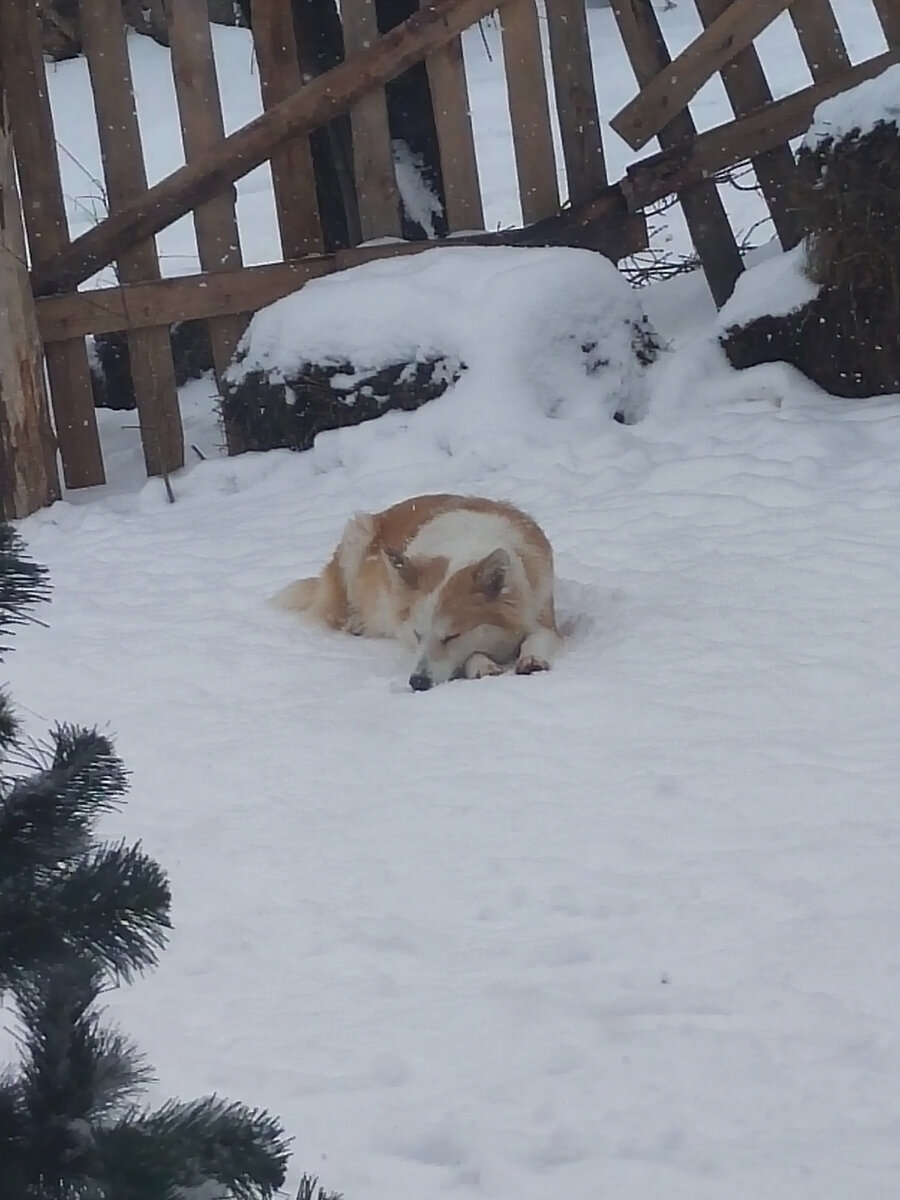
xmin=611 ymin=0 xmax=742 ymax=307
xmin=499 ymin=0 xmax=560 ymax=223
xmin=342 ymin=0 xmax=402 ymax=239
xmin=544 ymin=0 xmax=608 ymax=204
xmin=612 ymin=0 xmax=796 ymax=151
xmin=79 ymin=0 xmax=183 ymax=478
xmin=31 ymin=0 xmax=509 ymax=297
xmin=36 ymin=198 xmax=640 ymax=342
xmin=167 ymin=0 xmax=248 ymax=413
xmin=624 ymin=45 xmax=900 ymax=209
xmin=167 ymin=0 xmax=248 ymax=456
xmin=789 ymin=0 xmax=850 ymax=81
xmin=695 ymin=0 xmax=801 ymax=249
xmin=250 ymin=0 xmax=324 ymax=256
xmin=0 ymin=79 xmax=60 ymax=518
xmin=871 ymin=0 xmax=900 ymax=46
xmin=3 ymin=0 xmax=103 ymax=489
xmin=422 ymin=33 xmax=484 ymax=230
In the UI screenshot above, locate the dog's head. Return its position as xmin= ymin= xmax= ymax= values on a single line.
xmin=384 ymin=546 xmax=525 ymax=690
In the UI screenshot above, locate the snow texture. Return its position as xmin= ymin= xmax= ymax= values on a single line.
xmin=716 ymin=243 xmax=820 ymax=330
xmin=226 ymin=245 xmax=658 ymax=429
xmin=9 ymin=6 xmax=900 ymax=1199
xmin=805 ymin=61 xmax=900 ymax=147
xmin=392 ymin=139 xmax=444 ymax=239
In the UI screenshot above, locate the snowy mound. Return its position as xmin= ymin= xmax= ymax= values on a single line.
xmin=804 ymin=61 xmax=900 ymax=147
xmin=717 ymin=244 xmax=819 ymax=331
xmin=224 ymin=246 xmax=659 ymax=458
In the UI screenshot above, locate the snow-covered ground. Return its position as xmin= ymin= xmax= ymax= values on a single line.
xmin=7 ymin=6 xmax=900 ymax=1199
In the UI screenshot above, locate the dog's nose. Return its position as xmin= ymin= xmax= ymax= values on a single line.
xmin=409 ymin=672 xmax=433 ymax=691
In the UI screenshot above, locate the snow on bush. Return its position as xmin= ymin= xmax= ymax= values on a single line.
xmin=804 ymin=61 xmax=900 ymax=148
xmin=223 ymin=245 xmax=660 ymax=460
xmin=716 ymin=244 xmax=819 ymax=332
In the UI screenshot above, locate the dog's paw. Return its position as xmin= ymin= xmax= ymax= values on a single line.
xmin=515 ymin=653 xmax=550 ymax=675
xmin=464 ymin=652 xmax=504 ymax=680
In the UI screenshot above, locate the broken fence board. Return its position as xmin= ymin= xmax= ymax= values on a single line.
xmin=612 ymin=0 xmax=797 ymax=151
xmin=610 ymin=0 xmax=742 ymax=307
xmin=694 ymin=0 xmax=801 ymax=250
xmin=31 ymin=0 xmax=511 ymax=298
xmin=624 ymin=45 xmax=900 ymax=209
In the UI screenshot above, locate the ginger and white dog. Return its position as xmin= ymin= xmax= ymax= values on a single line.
xmin=274 ymin=493 xmax=561 ymax=690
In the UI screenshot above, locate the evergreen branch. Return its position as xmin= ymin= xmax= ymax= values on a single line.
xmin=0 ymin=689 xmax=18 ymax=756
xmin=0 ymin=1073 xmax=32 ymax=1200
xmin=52 ymin=842 xmax=172 ymax=979
xmin=0 ymin=841 xmax=171 ymax=990
xmin=0 ymin=524 xmax=50 ymax=660
xmin=0 ymin=728 xmax=129 ymax=880
xmin=2 ymin=962 xmax=152 ymax=1197
xmin=15 ymin=960 xmax=154 ymax=1124
xmin=93 ymin=1096 xmax=290 ymax=1200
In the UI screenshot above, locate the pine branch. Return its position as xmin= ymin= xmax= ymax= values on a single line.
xmin=0 ymin=841 xmax=171 ymax=991
xmin=92 ymin=1096 xmax=290 ymax=1200
xmin=0 ymin=524 xmax=50 ymax=660
xmin=1 ymin=962 xmax=152 ymax=1198
xmin=0 ymin=1073 xmax=33 ymax=1200
xmin=16 ymin=958 xmax=152 ymax=1122
xmin=0 ymin=727 xmax=129 ymax=877
xmin=0 ymin=689 xmax=18 ymax=757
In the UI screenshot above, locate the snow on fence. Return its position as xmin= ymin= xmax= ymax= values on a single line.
xmin=0 ymin=0 xmax=898 ymax=518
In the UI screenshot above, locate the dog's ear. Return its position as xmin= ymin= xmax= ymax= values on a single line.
xmin=473 ymin=548 xmax=511 ymax=600
xmin=383 ymin=547 xmax=418 ymax=588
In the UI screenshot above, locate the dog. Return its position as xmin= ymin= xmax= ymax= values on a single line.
xmin=274 ymin=494 xmax=561 ymax=690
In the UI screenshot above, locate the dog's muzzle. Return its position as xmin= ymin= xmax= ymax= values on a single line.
xmin=409 ymin=672 xmax=433 ymax=691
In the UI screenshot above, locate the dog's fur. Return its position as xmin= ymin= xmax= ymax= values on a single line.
xmin=274 ymin=494 xmax=561 ymax=689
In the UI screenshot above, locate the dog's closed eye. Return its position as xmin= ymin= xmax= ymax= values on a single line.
xmin=440 ymin=634 xmax=460 ymax=646
xmin=413 ymin=630 xmax=422 ymax=643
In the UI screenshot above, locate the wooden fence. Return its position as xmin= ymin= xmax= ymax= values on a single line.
xmin=1 ymin=0 xmax=898 ymax=519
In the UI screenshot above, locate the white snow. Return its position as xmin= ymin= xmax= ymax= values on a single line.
xmin=805 ymin=61 xmax=900 ymax=147
xmin=716 ymin=242 xmax=820 ymax=330
xmin=11 ymin=269 xmax=900 ymax=1198
xmin=227 ymin=245 xmax=657 ymax=431
xmin=8 ymin=6 xmax=900 ymax=1199
xmin=392 ymin=139 xmax=444 ymax=239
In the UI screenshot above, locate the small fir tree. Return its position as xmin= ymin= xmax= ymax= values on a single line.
xmin=0 ymin=523 xmax=290 ymax=1198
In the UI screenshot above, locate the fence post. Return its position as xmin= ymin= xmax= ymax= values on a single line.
xmin=0 ymin=81 xmax=60 ymax=520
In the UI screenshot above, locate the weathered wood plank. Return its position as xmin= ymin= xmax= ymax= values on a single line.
xmin=612 ymin=0 xmax=796 ymax=151
xmin=3 ymin=0 xmax=103 ymax=488
xmin=0 ymin=75 xmax=60 ymax=518
xmin=31 ymin=0 xmax=512 ymax=298
xmin=610 ymin=0 xmax=742 ymax=306
xmin=249 ymin=0 xmax=324 ymax=255
xmin=36 ymin=199 xmax=640 ymax=341
xmin=789 ymin=0 xmax=850 ymax=81
xmin=624 ymin=45 xmax=900 ymax=209
xmin=544 ymin=0 xmax=607 ymax=204
xmin=79 ymin=0 xmax=183 ymax=477
xmin=167 ymin=0 xmax=248 ymax=418
xmin=694 ymin=0 xmax=801 ymax=249
xmin=342 ymin=0 xmax=403 ymax=239
xmin=499 ymin=0 xmax=560 ymax=222
xmin=422 ymin=31 xmax=483 ymax=230
xmin=871 ymin=0 xmax=900 ymax=46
